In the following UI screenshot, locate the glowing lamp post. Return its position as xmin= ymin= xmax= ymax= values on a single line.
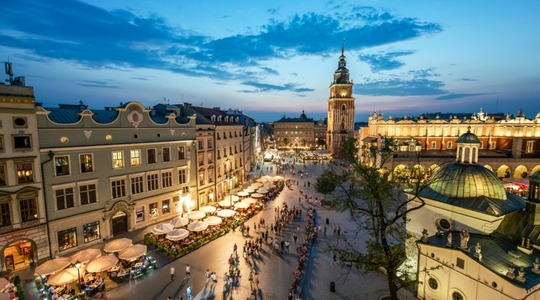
xmin=75 ymin=260 xmax=82 ymax=294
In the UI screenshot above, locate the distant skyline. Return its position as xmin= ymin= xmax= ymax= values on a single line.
xmin=1 ymin=0 xmax=540 ymax=122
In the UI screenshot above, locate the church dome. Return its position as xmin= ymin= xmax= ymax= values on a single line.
xmin=427 ymin=163 xmax=507 ymax=200
xmin=456 ymin=130 xmax=481 ymax=144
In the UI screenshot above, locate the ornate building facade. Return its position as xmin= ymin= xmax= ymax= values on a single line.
xmin=273 ymin=111 xmax=315 ymax=149
xmin=0 ymin=78 xmax=50 ymax=272
xmin=359 ymin=109 xmax=540 ymax=180
xmin=327 ymin=47 xmax=355 ymax=157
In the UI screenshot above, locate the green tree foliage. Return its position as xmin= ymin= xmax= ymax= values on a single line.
xmin=316 ymin=138 xmax=434 ymax=299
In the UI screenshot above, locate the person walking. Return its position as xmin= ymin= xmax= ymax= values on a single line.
xmin=205 ymin=269 xmax=210 ymax=284
xmin=185 ymin=264 xmax=191 ymax=279
xmin=186 ymin=286 xmax=192 ymax=300
xmin=211 ymin=272 xmax=217 ymax=283
xmin=170 ymin=266 xmax=175 ymax=282
xmin=233 ymin=243 xmax=238 ymax=255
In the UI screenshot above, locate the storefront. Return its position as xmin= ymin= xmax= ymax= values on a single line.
xmin=3 ymin=239 xmax=35 ymax=271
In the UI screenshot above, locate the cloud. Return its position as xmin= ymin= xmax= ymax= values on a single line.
xmin=360 ymin=50 xmax=414 ymax=72
xmin=0 ymin=0 xmax=442 ymax=88
xmin=240 ymin=81 xmax=314 ymax=93
xmin=358 ymin=77 xmax=446 ymax=96
xmin=79 ymin=80 xmax=119 ymax=88
xmin=435 ymin=93 xmax=488 ymax=100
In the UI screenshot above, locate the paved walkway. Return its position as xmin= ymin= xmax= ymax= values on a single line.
xmin=17 ymin=155 xmax=418 ymax=300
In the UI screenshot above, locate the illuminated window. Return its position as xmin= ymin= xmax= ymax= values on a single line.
xmin=58 ymin=228 xmax=77 ymax=252
xmin=112 ymin=151 xmax=124 ymax=169
xmin=54 ymin=156 xmax=70 ymax=176
xmin=131 ymin=149 xmax=141 ymax=166
xmin=79 ymin=154 xmax=94 ymax=173
xmin=198 ymin=170 xmax=204 ymax=185
xmin=162 ymin=199 xmax=170 ymax=214
xmin=527 ymin=141 xmax=535 ymax=153
xmin=149 ymin=203 xmax=158 ymax=218
xmin=83 ymin=221 xmax=100 ymax=243
xmin=16 ymin=161 xmax=33 ymax=183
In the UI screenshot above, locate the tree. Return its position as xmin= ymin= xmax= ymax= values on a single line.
xmin=315 ymin=138 xmax=435 ymax=299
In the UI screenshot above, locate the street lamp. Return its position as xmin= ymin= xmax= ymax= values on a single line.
xmin=74 ymin=260 xmax=82 ymax=295
xmin=225 ymin=158 xmax=233 ymax=206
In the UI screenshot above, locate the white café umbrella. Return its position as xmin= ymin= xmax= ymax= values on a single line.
xmin=166 ymin=229 xmax=190 ymax=241
xmin=186 ymin=210 xmax=206 ymax=220
xmin=170 ymin=217 xmax=189 ymax=228
xmin=151 ymin=223 xmax=175 ymax=235
xmin=225 ymin=195 xmax=240 ymax=203
xmin=251 ymin=193 xmax=264 ymax=198
xmin=218 ymin=200 xmax=233 ymax=207
xmin=199 ymin=206 xmax=217 ymax=213
xmin=272 ymin=176 xmax=284 ymax=181
xmin=204 ymin=216 xmax=223 ymax=226
xmin=242 ymin=197 xmax=258 ymax=204
xmin=187 ymin=220 xmax=209 ymax=232
xmin=243 ymin=188 xmax=255 ymax=193
xmin=35 ymin=257 xmax=71 ymax=276
xmin=234 ymin=202 xmax=250 ymax=209
xmin=47 ymin=267 xmax=79 ymax=286
xmin=0 ymin=277 xmax=8 ymax=288
xmin=256 ymin=188 xmax=268 ymax=194
xmin=263 ymin=181 xmax=275 ymax=188
xmin=86 ymin=255 xmax=119 ymax=273
xmin=217 ymin=209 xmax=236 ymax=218
xmin=236 ymin=191 xmax=249 ymax=197
xmin=70 ymin=248 xmax=101 ymax=264
xmin=250 ymin=182 xmax=263 ymax=188
xmin=118 ymin=244 xmax=147 ymax=261
xmin=104 ymin=238 xmax=132 ymax=253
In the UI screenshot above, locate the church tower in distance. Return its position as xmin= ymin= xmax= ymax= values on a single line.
xmin=327 ymin=46 xmax=355 ymax=157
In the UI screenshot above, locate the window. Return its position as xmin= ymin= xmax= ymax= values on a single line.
xmin=79 ymin=154 xmax=94 ymax=173
xmin=131 ymin=149 xmax=141 ymax=166
xmin=198 ymin=154 xmax=204 ymax=166
xmin=198 ymin=140 xmax=204 ymax=150
xmin=147 ymin=149 xmax=157 ymax=164
xmin=0 ymin=164 xmax=6 ymax=186
xmin=428 ymin=277 xmax=439 ymax=290
xmin=178 ymin=169 xmax=187 ymax=184
xmin=13 ymin=135 xmax=31 ymax=150
xmin=16 ymin=161 xmax=33 ymax=183
xmin=162 ymin=147 xmax=171 ymax=162
xmin=57 ymin=228 xmax=77 ymax=252
xmin=207 ymin=138 xmax=213 ymax=149
xmin=437 ymin=218 xmax=451 ymax=231
xmin=208 ymin=153 xmax=213 ymax=164
xmin=451 ymin=291 xmax=464 ymax=300
xmin=19 ymin=197 xmax=37 ymax=222
xmin=79 ymin=183 xmax=97 ymax=205
xmin=431 ymin=141 xmax=437 ymax=149
xmin=131 ymin=175 xmax=144 ymax=195
xmin=111 ymin=178 xmax=126 ymax=199
xmin=162 ymin=171 xmax=172 ymax=188
xmin=527 ymin=141 xmax=535 ymax=153
xmin=13 ymin=117 xmax=27 ymax=128
xmin=54 ymin=156 xmax=70 ymax=176
xmin=490 ymin=141 xmax=497 ymax=149
xmin=147 ymin=173 xmax=159 ymax=191
xmin=112 ymin=151 xmax=124 ymax=169
xmin=456 ymin=257 xmax=465 ymax=269
xmin=56 ymin=187 xmax=75 ymax=210
xmin=447 ymin=141 xmax=452 ymax=149
xmin=162 ymin=200 xmax=170 ymax=214
xmin=0 ymin=135 xmax=4 ymax=152
xmin=208 ymin=169 xmax=214 ymax=183
xmin=198 ymin=170 xmax=204 ymax=185
xmin=177 ymin=146 xmax=185 ymax=160
xmin=0 ymin=202 xmax=11 ymax=226
xmin=149 ymin=203 xmax=158 ymax=218
xmin=135 ymin=206 xmax=145 ymax=223
xmin=217 ymin=149 xmax=221 ymax=158
xmin=83 ymin=221 xmax=100 ymax=243
xmin=182 ymin=186 xmax=189 ymax=194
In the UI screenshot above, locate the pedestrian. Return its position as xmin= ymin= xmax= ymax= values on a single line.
xmin=211 ymin=272 xmax=217 ymax=283
xmin=233 ymin=243 xmax=237 ymax=254
xmin=185 ymin=264 xmax=191 ymax=278
xmin=170 ymin=266 xmax=175 ymax=282
xmin=205 ymin=269 xmax=210 ymax=284
xmin=255 ymin=274 xmax=260 ymax=289
xmin=223 ymin=273 xmax=229 ymax=287
xmin=186 ymin=286 xmax=192 ymax=300
xmin=324 ymin=226 xmax=327 ymax=237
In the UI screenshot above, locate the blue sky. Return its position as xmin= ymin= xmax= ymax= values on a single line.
xmin=1 ymin=0 xmax=539 ymax=122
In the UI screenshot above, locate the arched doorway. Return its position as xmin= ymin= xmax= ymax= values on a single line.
xmin=111 ymin=211 xmax=128 ymax=236
xmin=3 ymin=239 xmax=35 ymax=272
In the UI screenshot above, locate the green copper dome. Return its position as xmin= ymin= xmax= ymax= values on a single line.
xmin=428 ymin=163 xmax=506 ymax=199
xmin=456 ymin=131 xmax=481 ymax=144
xmin=418 ymin=163 xmax=525 ymax=216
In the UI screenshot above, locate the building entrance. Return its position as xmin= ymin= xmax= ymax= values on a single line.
xmin=112 ymin=211 xmax=128 ymax=236
xmin=4 ymin=240 xmax=34 ymax=272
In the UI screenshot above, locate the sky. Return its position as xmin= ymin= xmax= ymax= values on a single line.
xmin=1 ymin=1 xmax=540 ymax=122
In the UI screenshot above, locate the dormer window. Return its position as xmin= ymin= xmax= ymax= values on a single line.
xmin=211 ymin=115 xmax=216 ymax=122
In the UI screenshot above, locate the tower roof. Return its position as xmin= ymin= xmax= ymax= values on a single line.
xmin=456 ymin=128 xmax=481 ymax=144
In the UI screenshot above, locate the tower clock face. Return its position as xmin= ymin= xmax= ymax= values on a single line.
xmin=340 ymin=88 xmax=347 ymax=96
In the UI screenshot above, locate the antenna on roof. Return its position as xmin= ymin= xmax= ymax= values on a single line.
xmin=4 ymin=62 xmax=14 ymax=84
